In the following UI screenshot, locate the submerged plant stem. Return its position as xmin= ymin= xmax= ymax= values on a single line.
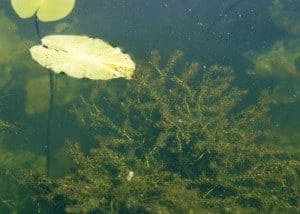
xmin=45 ymin=71 xmax=55 ymax=176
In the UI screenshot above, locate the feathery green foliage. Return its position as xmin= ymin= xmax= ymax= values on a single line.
xmin=15 ymin=51 xmax=299 ymax=213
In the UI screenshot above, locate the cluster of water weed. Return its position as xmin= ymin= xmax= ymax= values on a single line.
xmin=10 ymin=51 xmax=299 ymax=213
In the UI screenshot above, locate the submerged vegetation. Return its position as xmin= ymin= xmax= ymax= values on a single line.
xmin=10 ymin=51 xmax=299 ymax=213
xmin=0 ymin=1 xmax=299 ymax=213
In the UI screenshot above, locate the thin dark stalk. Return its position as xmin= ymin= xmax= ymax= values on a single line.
xmin=207 ymin=0 xmax=246 ymax=31
xmin=46 ymin=72 xmax=55 ymax=176
xmin=34 ymin=14 xmax=55 ymax=176
xmin=34 ymin=14 xmax=42 ymax=40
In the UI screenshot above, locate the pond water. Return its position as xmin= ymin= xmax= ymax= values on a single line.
xmin=0 ymin=0 xmax=299 ymax=213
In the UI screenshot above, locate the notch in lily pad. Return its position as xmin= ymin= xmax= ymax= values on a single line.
xmin=11 ymin=0 xmax=76 ymax=22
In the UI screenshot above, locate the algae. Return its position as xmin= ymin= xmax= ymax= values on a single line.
xmin=270 ymin=0 xmax=300 ymax=36
xmin=245 ymin=39 xmax=300 ymax=104
xmin=0 ymin=10 xmax=33 ymax=67
xmin=25 ymin=75 xmax=89 ymax=115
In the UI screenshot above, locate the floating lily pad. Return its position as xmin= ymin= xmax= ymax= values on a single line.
xmin=11 ymin=0 xmax=75 ymax=22
xmin=30 ymin=35 xmax=136 ymax=80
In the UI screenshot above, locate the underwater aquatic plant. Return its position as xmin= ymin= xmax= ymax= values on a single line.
xmin=270 ymin=0 xmax=300 ymax=36
xmin=0 ymin=120 xmax=14 ymax=132
xmin=15 ymin=51 xmax=299 ymax=213
xmin=0 ymin=10 xmax=33 ymax=67
xmin=76 ymin=50 xmax=271 ymax=165
xmin=245 ymin=38 xmax=300 ymax=105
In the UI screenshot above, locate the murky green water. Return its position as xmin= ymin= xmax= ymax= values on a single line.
xmin=0 ymin=0 xmax=299 ymax=213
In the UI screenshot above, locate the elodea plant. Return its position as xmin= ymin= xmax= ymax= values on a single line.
xmin=13 ymin=50 xmax=299 ymax=213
